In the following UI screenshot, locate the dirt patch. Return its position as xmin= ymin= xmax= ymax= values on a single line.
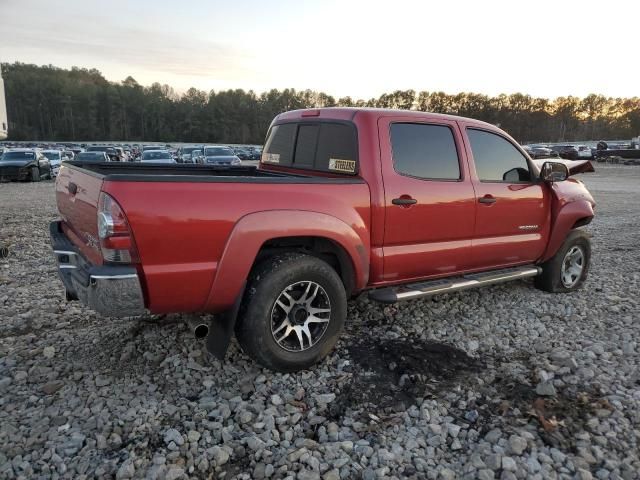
xmin=331 ymin=338 xmax=483 ymax=418
xmin=479 ymin=374 xmax=609 ymax=451
xmin=220 ymin=454 xmax=252 ymax=479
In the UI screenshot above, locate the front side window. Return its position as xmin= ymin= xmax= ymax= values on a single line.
xmin=467 ymin=129 xmax=531 ymax=182
xmin=390 ymin=123 xmax=460 ymax=180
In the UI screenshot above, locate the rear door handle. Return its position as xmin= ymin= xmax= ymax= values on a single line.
xmin=392 ymin=197 xmax=417 ymax=206
xmin=478 ymin=195 xmax=496 ymax=204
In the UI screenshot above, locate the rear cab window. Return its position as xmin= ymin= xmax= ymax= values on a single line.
xmin=262 ymin=121 xmax=358 ymax=175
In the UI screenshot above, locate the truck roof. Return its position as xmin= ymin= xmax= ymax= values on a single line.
xmin=275 ymin=107 xmax=497 ymax=130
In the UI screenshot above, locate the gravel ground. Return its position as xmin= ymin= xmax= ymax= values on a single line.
xmin=1 ymin=165 xmax=639 ymax=480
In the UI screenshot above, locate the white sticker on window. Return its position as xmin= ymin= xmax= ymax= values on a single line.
xmin=329 ymin=158 xmax=356 ymax=173
xmin=262 ymin=152 xmax=280 ymax=164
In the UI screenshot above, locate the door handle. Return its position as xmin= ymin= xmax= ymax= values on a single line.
xmin=478 ymin=195 xmax=496 ymax=204
xmin=67 ymin=182 xmax=78 ymax=195
xmin=392 ymin=197 xmax=417 ymax=206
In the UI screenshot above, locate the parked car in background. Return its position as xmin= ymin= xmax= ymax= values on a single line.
xmin=112 ymin=147 xmax=127 ymax=161
xmin=42 ymin=150 xmax=64 ymax=177
xmin=50 ymin=107 xmax=595 ymax=372
xmin=0 ymin=148 xmax=51 ymax=181
xmin=203 ymin=146 xmax=242 ymax=165
xmin=550 ymin=145 xmax=579 ymax=160
xmin=231 ymin=146 xmax=251 ymax=160
xmin=523 ymin=145 xmax=557 ymax=159
xmin=142 ymin=145 xmax=163 ymax=152
xmin=140 ymin=150 xmax=176 ymax=163
xmin=190 ymin=149 xmax=205 ymax=164
xmin=76 ymin=151 xmax=111 ymax=163
xmin=247 ymin=146 xmax=262 ymax=160
xmin=575 ymin=145 xmax=592 ymax=159
xmin=177 ymin=145 xmax=203 ymax=163
xmin=86 ymin=145 xmax=120 ymax=161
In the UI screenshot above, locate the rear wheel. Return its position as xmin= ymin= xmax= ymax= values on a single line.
xmin=30 ymin=166 xmax=41 ymax=182
xmin=535 ymin=229 xmax=591 ymax=293
xmin=235 ymin=252 xmax=347 ymax=372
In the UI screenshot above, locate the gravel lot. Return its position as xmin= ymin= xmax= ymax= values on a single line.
xmin=1 ymin=165 xmax=639 ymax=480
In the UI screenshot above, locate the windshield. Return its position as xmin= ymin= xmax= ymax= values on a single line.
xmin=142 ymin=150 xmax=172 ymax=160
xmin=43 ymin=151 xmax=62 ymax=159
xmin=1 ymin=151 xmax=35 ymax=161
xmin=77 ymin=152 xmax=106 ymax=161
xmin=205 ymin=146 xmax=234 ymax=156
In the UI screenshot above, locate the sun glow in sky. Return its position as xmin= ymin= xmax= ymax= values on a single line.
xmin=0 ymin=0 xmax=635 ymax=99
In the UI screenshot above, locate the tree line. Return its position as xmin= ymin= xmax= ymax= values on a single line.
xmin=2 ymin=62 xmax=639 ymax=144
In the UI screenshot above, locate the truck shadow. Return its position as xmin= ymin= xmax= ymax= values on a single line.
xmin=330 ymin=337 xmax=484 ymax=419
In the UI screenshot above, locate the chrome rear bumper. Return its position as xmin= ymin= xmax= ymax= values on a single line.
xmin=50 ymin=221 xmax=146 ymax=317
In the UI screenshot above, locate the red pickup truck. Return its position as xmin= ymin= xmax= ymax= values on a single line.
xmin=50 ymin=108 xmax=595 ymax=371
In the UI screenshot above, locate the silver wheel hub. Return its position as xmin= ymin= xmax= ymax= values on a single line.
xmin=270 ymin=281 xmax=331 ymax=352
xmin=561 ymin=245 xmax=584 ymax=288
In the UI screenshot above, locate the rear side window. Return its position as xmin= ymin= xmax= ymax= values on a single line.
xmin=467 ymin=129 xmax=531 ymax=183
xmin=390 ymin=123 xmax=460 ymax=180
xmin=263 ymin=122 xmax=358 ymax=174
xmin=263 ymin=123 xmax=297 ymax=165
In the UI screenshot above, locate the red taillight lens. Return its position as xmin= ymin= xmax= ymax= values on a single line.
xmin=97 ymin=192 xmax=139 ymax=263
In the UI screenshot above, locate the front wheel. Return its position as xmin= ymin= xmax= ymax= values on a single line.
xmin=30 ymin=166 xmax=41 ymax=182
xmin=235 ymin=252 xmax=347 ymax=372
xmin=535 ymin=229 xmax=591 ymax=293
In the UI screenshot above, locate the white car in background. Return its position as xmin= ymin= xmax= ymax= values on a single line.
xmin=203 ymin=146 xmax=242 ymax=166
xmin=140 ymin=150 xmax=176 ymax=164
xmin=190 ymin=149 xmax=205 ymax=164
xmin=576 ymin=145 xmax=593 ymax=159
xmin=178 ymin=145 xmax=203 ymax=163
xmin=42 ymin=150 xmax=63 ymax=177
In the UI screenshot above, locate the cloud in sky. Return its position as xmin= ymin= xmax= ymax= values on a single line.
xmin=3 ymin=23 xmax=249 ymax=79
xmin=0 ymin=0 xmax=637 ymax=99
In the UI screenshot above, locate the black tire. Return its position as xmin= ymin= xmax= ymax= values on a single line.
xmin=535 ymin=229 xmax=591 ymax=293
xmin=235 ymin=252 xmax=347 ymax=372
xmin=30 ymin=166 xmax=41 ymax=182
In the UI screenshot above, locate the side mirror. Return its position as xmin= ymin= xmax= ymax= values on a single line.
xmin=540 ymin=161 xmax=569 ymax=182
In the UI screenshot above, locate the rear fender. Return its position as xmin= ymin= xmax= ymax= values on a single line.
xmin=204 ymin=210 xmax=369 ymax=311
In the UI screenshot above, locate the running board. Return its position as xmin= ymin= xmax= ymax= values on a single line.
xmin=368 ymin=266 xmax=541 ymax=304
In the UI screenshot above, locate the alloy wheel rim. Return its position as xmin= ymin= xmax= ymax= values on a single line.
xmin=561 ymin=246 xmax=584 ymax=288
xmin=270 ymin=281 xmax=331 ymax=352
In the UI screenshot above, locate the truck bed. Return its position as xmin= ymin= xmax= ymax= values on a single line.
xmin=66 ymin=161 xmax=363 ymax=184
xmin=55 ymin=161 xmax=371 ymax=313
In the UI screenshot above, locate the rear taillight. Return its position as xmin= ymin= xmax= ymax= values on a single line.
xmin=97 ymin=192 xmax=139 ymax=263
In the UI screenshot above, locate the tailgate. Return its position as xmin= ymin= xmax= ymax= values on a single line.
xmin=55 ymin=164 xmax=104 ymax=265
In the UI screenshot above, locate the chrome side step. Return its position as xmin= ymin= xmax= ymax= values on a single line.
xmin=368 ymin=266 xmax=541 ymax=304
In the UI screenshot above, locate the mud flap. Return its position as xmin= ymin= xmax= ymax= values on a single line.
xmin=206 ymin=282 xmax=245 ymax=360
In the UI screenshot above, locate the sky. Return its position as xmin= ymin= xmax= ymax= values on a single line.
xmin=0 ymin=0 xmax=636 ymax=99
